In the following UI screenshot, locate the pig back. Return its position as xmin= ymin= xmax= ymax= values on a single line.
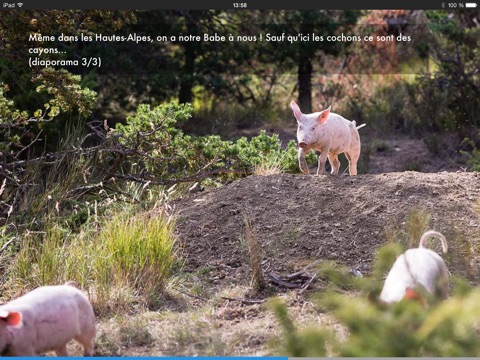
xmin=3 ymin=285 xmax=95 ymax=354
xmin=322 ymin=113 xmax=354 ymax=153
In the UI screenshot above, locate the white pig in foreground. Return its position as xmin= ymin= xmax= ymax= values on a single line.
xmin=291 ymin=100 xmax=366 ymax=176
xmin=379 ymin=230 xmax=449 ymax=304
xmin=0 ymin=282 xmax=96 ymax=356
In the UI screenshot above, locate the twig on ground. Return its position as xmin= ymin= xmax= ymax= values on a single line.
xmin=299 ymin=273 xmax=317 ymax=294
xmin=173 ymin=287 xmax=208 ymax=302
xmin=221 ymin=296 xmax=266 ymax=304
xmin=266 ymin=272 xmax=302 ymax=288
xmin=0 ymin=237 xmax=16 ymax=254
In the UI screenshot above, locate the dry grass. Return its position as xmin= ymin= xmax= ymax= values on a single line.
xmin=7 ymin=206 xmax=178 ymax=315
xmin=253 ymin=158 xmax=284 ymax=176
xmin=385 ymin=206 xmax=432 ymax=250
xmin=405 ymin=207 xmax=432 ymax=248
xmin=243 ymin=214 xmax=266 ymax=292
xmin=384 ymin=205 xmax=477 ymax=283
xmin=91 ymin=285 xmax=339 ymax=357
xmin=474 ymin=198 xmax=480 ymax=215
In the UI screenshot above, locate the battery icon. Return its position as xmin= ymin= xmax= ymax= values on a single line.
xmin=465 ymin=2 xmax=478 ymax=7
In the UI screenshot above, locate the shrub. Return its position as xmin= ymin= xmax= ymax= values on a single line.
xmin=273 ymin=283 xmax=480 ymax=357
xmin=461 ymin=137 xmax=480 ymax=171
xmin=271 ymin=240 xmax=480 ymax=357
xmin=111 ymin=102 xmax=302 ymax=184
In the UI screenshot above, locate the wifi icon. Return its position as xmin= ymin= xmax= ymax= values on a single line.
xmin=17 ymin=2 xmax=23 ymax=6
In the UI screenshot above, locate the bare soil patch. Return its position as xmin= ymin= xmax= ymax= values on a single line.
xmin=176 ymin=171 xmax=480 ymax=289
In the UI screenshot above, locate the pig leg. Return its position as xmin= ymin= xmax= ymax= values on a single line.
xmin=298 ymin=147 xmax=310 ymax=174
xmin=54 ymin=344 xmax=69 ymax=356
xmin=346 ymin=129 xmax=361 ymax=176
xmin=436 ymin=268 xmax=449 ymax=299
xmin=316 ymin=151 xmax=329 ymax=175
xmin=328 ymin=153 xmax=341 ymax=175
xmin=75 ymin=333 xmax=95 ymax=356
xmin=345 ymin=150 xmax=359 ymax=176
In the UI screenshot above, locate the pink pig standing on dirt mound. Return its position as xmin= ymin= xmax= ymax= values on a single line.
xmin=291 ymin=100 xmax=366 ymax=176
xmin=0 ymin=282 xmax=96 ymax=356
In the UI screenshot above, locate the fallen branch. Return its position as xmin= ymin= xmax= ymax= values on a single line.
xmin=266 ymin=272 xmax=302 ymax=289
xmin=267 ymin=260 xmax=321 ymax=291
xmin=0 ymin=237 xmax=16 ymax=254
xmin=3 ymin=146 xmax=101 ymax=170
xmin=110 ymin=167 xmax=247 ymax=186
xmin=285 ymin=259 xmax=322 ymax=280
xmin=299 ymin=273 xmax=317 ymax=294
xmin=173 ymin=287 xmax=207 ymax=302
xmin=221 ymin=296 xmax=266 ymax=305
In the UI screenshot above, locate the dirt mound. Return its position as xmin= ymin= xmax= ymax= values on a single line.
xmin=175 ymin=172 xmax=480 ymax=288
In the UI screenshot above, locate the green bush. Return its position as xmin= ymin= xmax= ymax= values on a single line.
xmin=112 ymin=102 xmax=303 ymax=182
xmin=461 ymin=137 xmax=480 ymax=171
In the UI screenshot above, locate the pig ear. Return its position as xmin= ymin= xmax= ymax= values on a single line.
xmin=0 ymin=310 xmax=23 ymax=327
xmin=290 ymin=101 xmax=303 ymax=123
xmin=316 ymin=106 xmax=331 ymax=125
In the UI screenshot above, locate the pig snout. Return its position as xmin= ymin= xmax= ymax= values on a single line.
xmin=298 ymin=142 xmax=308 ymax=149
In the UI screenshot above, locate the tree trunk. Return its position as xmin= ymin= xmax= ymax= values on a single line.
xmin=178 ymin=43 xmax=194 ymax=104
xmin=298 ymin=53 xmax=312 ymax=113
xmin=297 ymin=19 xmax=314 ymax=112
xmin=179 ymin=19 xmax=196 ymax=104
